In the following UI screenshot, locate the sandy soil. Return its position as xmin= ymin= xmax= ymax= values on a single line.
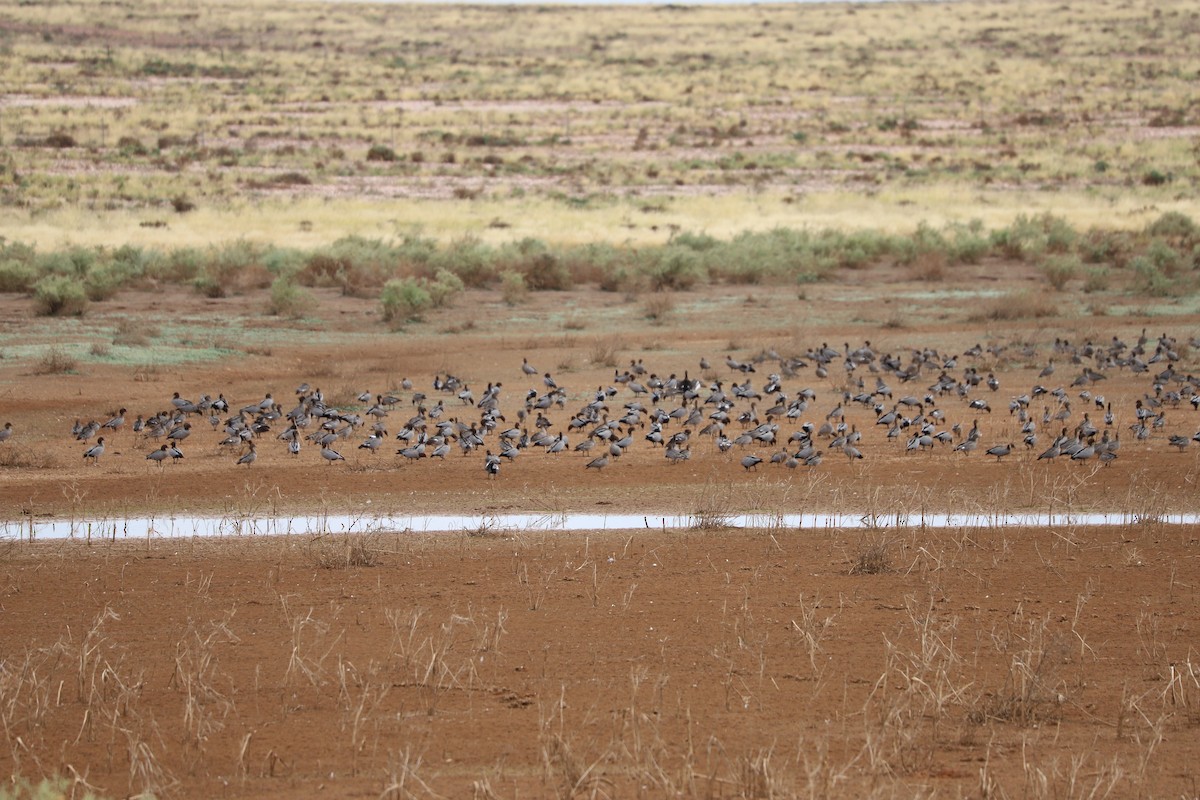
xmin=2 ymin=269 xmax=1200 ymax=797
xmin=1 ymin=524 xmax=1197 ymax=798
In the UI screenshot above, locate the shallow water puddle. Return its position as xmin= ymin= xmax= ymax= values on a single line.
xmin=1 ymin=510 xmax=1192 ymax=541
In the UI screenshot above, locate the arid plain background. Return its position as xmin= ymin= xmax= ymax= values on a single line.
xmin=2 ymin=0 xmax=1200 ymax=797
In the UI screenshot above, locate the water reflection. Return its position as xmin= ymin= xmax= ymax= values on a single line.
xmin=1 ymin=509 xmax=1191 ymax=541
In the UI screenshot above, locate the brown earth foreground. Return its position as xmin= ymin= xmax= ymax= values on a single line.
xmin=1 ymin=525 xmax=1198 ymax=799
xmin=2 ymin=272 xmax=1200 ymax=797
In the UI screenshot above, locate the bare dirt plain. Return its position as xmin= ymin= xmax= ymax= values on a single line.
xmin=2 ymin=265 xmax=1200 ymax=798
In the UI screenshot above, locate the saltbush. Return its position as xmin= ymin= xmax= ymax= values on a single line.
xmin=0 ymin=260 xmax=38 ymax=292
xmin=1145 ymin=211 xmax=1196 ymax=241
xmin=268 ymin=275 xmax=317 ymax=318
xmin=427 ymin=269 xmax=464 ymax=308
xmin=380 ymin=277 xmax=430 ymax=323
xmin=33 ymin=274 xmax=89 ymax=316
xmin=500 ymin=269 xmax=527 ymax=305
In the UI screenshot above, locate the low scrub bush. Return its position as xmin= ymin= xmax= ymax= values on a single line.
xmin=268 ymin=275 xmax=317 ymax=318
xmin=366 ymin=144 xmax=398 ymax=162
xmin=33 ymin=275 xmax=89 ymax=316
xmin=155 ymin=247 xmax=206 ymax=283
xmin=37 ymin=247 xmax=97 ymax=278
xmin=642 ymin=291 xmax=675 ymax=323
xmin=1040 ymin=255 xmax=1080 ymax=290
xmin=497 ymin=238 xmax=572 ymax=290
xmin=967 ymin=290 xmax=1057 ymax=322
xmin=0 ymin=259 xmax=38 ymax=292
xmin=1080 ymin=228 xmax=1134 ymax=267
xmin=523 ymin=252 xmax=572 ymax=291
xmin=1131 ymin=256 xmax=1180 ymax=297
xmin=1145 ymin=210 xmax=1197 ymax=242
xmin=380 ymin=277 xmax=430 ymax=324
xmin=646 ymin=246 xmax=705 ymax=290
xmin=435 ymin=236 xmax=495 ymax=288
xmin=1144 ymin=239 xmax=1184 ymax=276
xmin=1083 ymin=266 xmax=1110 ymax=293
xmin=193 ymin=240 xmax=269 ymax=297
xmin=112 ymin=318 xmax=160 ymax=347
xmin=33 ymin=346 xmax=79 ymax=374
xmin=83 ymin=265 xmax=125 ymax=301
xmin=945 ymin=220 xmax=991 ymax=264
xmin=500 ymin=269 xmax=528 ymax=305
xmin=561 ymin=242 xmax=629 ymax=285
xmin=427 ymin=268 xmax=464 ymax=308
xmin=302 ymin=235 xmax=402 ymax=296
xmin=990 ymin=213 xmax=1073 ymax=261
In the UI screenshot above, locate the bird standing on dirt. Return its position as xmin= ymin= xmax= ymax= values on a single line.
xmin=0 ymin=422 xmax=12 ymax=443
xmin=101 ymin=408 xmax=127 ymax=432
xmin=484 ymin=450 xmax=501 ymax=477
xmin=236 ymin=442 xmax=257 ymax=467
xmin=83 ymin=437 xmax=105 ymax=464
xmin=146 ymin=444 xmax=170 ymax=467
xmin=985 ymin=443 xmax=1014 ymax=462
xmin=167 ymin=422 xmax=192 ymax=442
xmin=321 ymin=446 xmax=346 ymax=465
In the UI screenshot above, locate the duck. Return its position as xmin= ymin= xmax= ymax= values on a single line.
xmin=236 ymin=441 xmax=257 ymax=467
xmin=83 ymin=437 xmax=105 ymax=464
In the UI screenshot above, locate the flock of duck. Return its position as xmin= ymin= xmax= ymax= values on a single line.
xmin=4 ymin=329 xmax=1199 ymax=479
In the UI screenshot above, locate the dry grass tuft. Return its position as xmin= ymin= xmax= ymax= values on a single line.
xmin=308 ymin=536 xmax=380 ymax=569
xmin=588 ymin=337 xmax=621 ymax=368
xmin=849 ymin=534 xmax=892 ymax=575
xmin=966 ymin=291 xmax=1059 ymax=322
xmin=32 ymin=346 xmax=79 ymax=375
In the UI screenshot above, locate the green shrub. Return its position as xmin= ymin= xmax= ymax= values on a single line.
xmin=37 ymin=247 xmax=97 ymax=278
xmin=0 ymin=238 xmax=37 ymax=265
xmin=437 ymin=236 xmax=495 ymax=288
xmin=672 ymin=231 xmax=720 ymax=252
xmin=1041 ymin=255 xmax=1080 ymax=290
xmin=268 ymin=275 xmax=316 ymax=318
xmin=0 ymin=259 xmax=38 ymax=292
xmin=302 ymin=236 xmax=400 ymax=295
xmin=945 ymin=220 xmax=990 ymax=264
xmin=155 ymin=246 xmax=205 ymax=283
xmin=500 ymin=269 xmax=528 ymax=305
xmin=1083 ymin=266 xmax=1110 ymax=293
xmin=366 ymin=144 xmax=398 ymax=162
xmin=1145 ymin=211 xmax=1196 ymax=241
xmin=192 ymin=273 xmax=225 ymax=298
xmin=1142 ymin=169 xmax=1170 ymax=186
xmin=598 ymin=265 xmax=635 ymax=293
xmin=83 ymin=265 xmax=125 ymax=301
xmin=192 ymin=239 xmax=268 ymax=296
xmin=33 ymin=274 xmax=89 ymax=316
xmin=647 ymin=246 xmax=705 ymax=290
xmin=991 ymin=214 xmax=1048 ymax=261
xmin=1131 ymin=256 xmax=1177 ymax=297
xmin=493 ymin=238 xmax=571 ymax=291
xmin=1041 ymin=214 xmax=1077 ymax=253
xmin=1145 ymin=239 xmax=1183 ymax=276
xmin=1080 ymin=228 xmax=1134 ymax=267
xmin=523 ymin=252 xmax=572 ymax=290
xmin=427 ymin=268 xmax=464 ymax=308
xmin=263 ymin=246 xmax=305 ymax=277
xmin=381 ymin=277 xmax=430 ymax=323
xmin=560 ymin=242 xmax=627 ymax=285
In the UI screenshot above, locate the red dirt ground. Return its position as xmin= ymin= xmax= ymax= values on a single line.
xmin=2 ymin=271 xmax=1200 ymax=797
